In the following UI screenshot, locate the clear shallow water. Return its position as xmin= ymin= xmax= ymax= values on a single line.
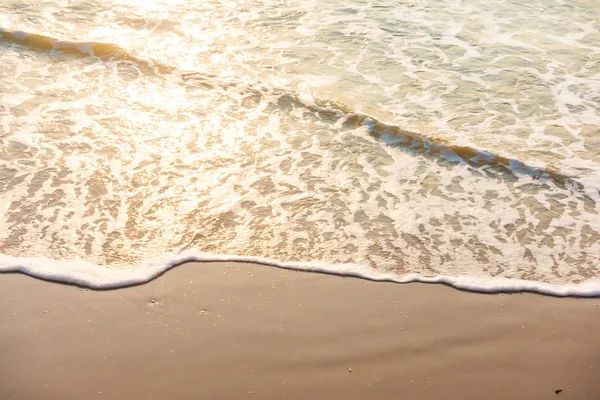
xmin=0 ymin=0 xmax=599 ymax=294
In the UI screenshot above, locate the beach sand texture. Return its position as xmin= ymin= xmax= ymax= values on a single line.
xmin=1 ymin=261 xmax=599 ymax=400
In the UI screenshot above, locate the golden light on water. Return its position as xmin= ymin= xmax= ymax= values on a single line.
xmin=0 ymin=0 xmax=599 ymax=292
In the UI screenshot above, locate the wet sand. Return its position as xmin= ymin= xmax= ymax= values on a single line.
xmin=1 ymin=261 xmax=599 ymax=399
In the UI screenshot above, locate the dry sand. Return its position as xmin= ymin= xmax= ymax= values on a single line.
xmin=1 ymin=261 xmax=599 ymax=399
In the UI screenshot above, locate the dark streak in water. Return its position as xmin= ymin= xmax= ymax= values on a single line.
xmin=0 ymin=27 xmax=174 ymax=74
xmin=276 ymin=93 xmax=582 ymax=190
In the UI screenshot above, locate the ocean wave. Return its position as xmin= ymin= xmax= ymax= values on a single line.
xmin=2 ymin=27 xmax=598 ymax=294
xmin=0 ymin=27 xmax=587 ymax=190
xmin=279 ymin=94 xmax=582 ymax=189
xmin=0 ymin=27 xmax=174 ymax=74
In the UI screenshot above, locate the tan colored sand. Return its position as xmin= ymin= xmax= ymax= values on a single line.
xmin=1 ymin=262 xmax=599 ymax=399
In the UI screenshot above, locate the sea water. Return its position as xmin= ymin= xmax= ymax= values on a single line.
xmin=0 ymin=0 xmax=599 ymax=295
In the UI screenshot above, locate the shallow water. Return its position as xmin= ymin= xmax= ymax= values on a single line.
xmin=0 ymin=0 xmax=599 ymax=293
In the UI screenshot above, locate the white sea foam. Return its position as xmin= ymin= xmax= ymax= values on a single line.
xmin=1 ymin=0 xmax=599 ymax=295
xmin=2 ymin=251 xmax=600 ymax=297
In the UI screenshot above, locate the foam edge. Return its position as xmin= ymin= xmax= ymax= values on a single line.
xmin=1 ymin=250 xmax=600 ymax=297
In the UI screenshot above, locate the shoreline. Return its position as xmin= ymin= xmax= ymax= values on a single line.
xmin=3 ymin=252 xmax=600 ymax=297
xmin=1 ymin=261 xmax=599 ymax=399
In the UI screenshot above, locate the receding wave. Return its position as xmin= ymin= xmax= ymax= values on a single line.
xmin=0 ymin=27 xmax=587 ymax=189
xmin=1 ymin=27 xmax=598 ymax=296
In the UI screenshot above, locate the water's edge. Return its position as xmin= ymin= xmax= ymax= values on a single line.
xmin=2 ymin=251 xmax=600 ymax=297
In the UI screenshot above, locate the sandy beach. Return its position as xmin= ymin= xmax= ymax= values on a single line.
xmin=1 ymin=261 xmax=599 ymax=399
